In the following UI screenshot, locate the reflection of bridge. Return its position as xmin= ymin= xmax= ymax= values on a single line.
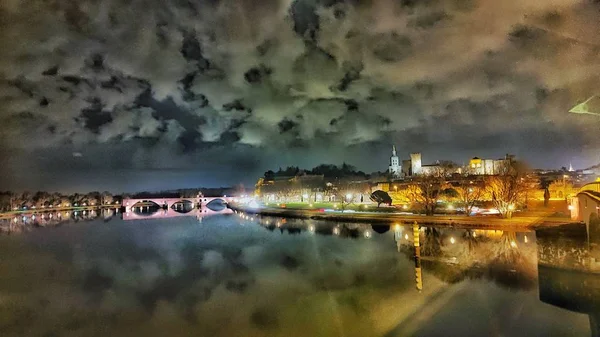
xmin=570 ymin=181 xmax=600 ymax=226
xmin=122 ymin=196 xmax=233 ymax=211
xmin=123 ymin=206 xmax=233 ymax=221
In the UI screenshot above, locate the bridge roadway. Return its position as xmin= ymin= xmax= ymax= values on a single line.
xmin=122 ymin=196 xmax=234 ymax=211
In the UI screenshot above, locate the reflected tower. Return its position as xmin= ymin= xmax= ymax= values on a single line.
xmin=414 ymin=222 xmax=423 ymax=291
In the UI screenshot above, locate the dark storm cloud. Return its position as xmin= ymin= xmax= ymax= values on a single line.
xmin=1 ymin=0 xmax=600 ymax=191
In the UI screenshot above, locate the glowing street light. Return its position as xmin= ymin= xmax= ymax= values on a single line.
xmin=345 ymin=193 xmax=353 ymax=200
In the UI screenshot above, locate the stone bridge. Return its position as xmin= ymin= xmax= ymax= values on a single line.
xmin=123 ymin=205 xmax=233 ymax=221
xmin=570 ymin=181 xmax=600 ymax=227
xmin=122 ymin=196 xmax=234 ymax=212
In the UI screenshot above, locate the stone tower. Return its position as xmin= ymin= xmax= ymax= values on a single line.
xmin=389 ymin=146 xmax=401 ymax=177
xmin=410 ymin=153 xmax=422 ymax=175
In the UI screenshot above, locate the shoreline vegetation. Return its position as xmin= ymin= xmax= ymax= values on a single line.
xmin=0 ymin=205 xmax=120 ymax=219
xmin=228 ymin=204 xmax=578 ymax=229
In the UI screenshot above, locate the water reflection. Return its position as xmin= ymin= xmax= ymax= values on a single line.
xmin=251 ymin=214 xmax=374 ymax=239
xmin=0 ymin=206 xmax=233 ymax=234
xmin=392 ymin=224 xmax=537 ymax=290
xmin=537 ymin=224 xmax=600 ymax=336
xmin=0 ymin=211 xmax=598 ymax=336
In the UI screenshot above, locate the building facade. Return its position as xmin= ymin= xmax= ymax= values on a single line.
xmin=468 ymin=155 xmax=515 ymax=175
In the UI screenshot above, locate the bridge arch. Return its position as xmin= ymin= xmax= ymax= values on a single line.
xmin=171 ymin=200 xmax=195 ymax=213
xmin=205 ymin=198 xmax=227 ymax=211
xmin=130 ymin=200 xmax=162 ymax=208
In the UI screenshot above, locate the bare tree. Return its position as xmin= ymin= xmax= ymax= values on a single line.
xmin=332 ymin=180 xmax=357 ymax=210
xmin=406 ymin=165 xmax=453 ymax=216
xmin=455 ymin=180 xmax=486 ymax=216
xmin=485 ymin=160 xmax=535 ymax=219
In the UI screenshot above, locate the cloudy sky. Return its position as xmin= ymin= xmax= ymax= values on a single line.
xmin=1 ymin=0 xmax=600 ymax=192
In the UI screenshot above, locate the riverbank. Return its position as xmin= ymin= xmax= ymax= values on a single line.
xmin=0 ymin=205 xmax=120 ymax=219
xmin=228 ymin=204 xmax=579 ymax=229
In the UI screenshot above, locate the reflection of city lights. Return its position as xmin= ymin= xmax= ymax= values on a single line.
xmin=450 ymin=237 xmax=456 ymax=244
xmin=276 ymin=222 xmax=281 ymax=227
xmin=308 ymin=225 xmax=316 ymax=233
xmin=568 ymin=205 xmax=574 ymax=211
xmin=472 ymin=232 xmax=477 ymax=237
xmin=394 ymin=224 xmax=401 ymax=231
xmin=364 ymin=230 xmax=372 ymax=239
xmin=265 ymin=221 xmax=270 ymax=225
xmin=405 ymin=234 xmax=409 ymax=240
xmin=524 ymin=235 xmax=528 ymax=243
xmin=510 ymin=241 xmax=517 ymax=248
xmin=333 ymin=227 xmax=340 ymax=235
xmin=13 ymin=217 xmax=17 ymax=223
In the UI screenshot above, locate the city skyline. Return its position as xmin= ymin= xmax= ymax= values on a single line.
xmin=1 ymin=0 xmax=600 ymax=192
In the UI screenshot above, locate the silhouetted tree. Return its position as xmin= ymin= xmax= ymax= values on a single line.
xmin=370 ymin=190 xmax=392 ymax=207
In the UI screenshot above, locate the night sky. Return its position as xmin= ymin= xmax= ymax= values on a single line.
xmin=1 ymin=0 xmax=600 ymax=193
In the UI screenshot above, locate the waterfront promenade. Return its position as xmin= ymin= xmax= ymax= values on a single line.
xmin=229 ymin=204 xmax=579 ymax=229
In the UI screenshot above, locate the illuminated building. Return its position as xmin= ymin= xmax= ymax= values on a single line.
xmin=468 ymin=154 xmax=515 ymax=175
xmin=389 ymin=145 xmax=401 ymax=177
xmin=410 ymin=153 xmax=422 ymax=175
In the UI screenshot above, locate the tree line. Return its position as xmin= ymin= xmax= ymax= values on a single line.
xmin=263 ymin=163 xmax=370 ymax=180
xmin=0 ymin=191 xmax=118 ymax=212
xmin=372 ymin=160 xmax=539 ymax=218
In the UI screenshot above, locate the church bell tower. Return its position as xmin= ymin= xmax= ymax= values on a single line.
xmin=389 ymin=145 xmax=401 ymax=177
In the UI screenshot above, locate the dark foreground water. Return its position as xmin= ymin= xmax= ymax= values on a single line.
xmin=0 ymin=210 xmax=598 ymax=337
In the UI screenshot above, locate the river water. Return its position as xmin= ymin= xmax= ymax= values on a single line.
xmin=0 ymin=210 xmax=598 ymax=336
